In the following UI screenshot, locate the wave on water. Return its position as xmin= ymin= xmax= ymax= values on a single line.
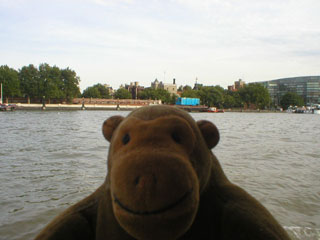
xmin=285 ymin=226 xmax=320 ymax=240
xmin=1 ymin=111 xmax=320 ymax=240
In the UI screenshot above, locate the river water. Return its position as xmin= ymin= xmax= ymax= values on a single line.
xmin=0 ymin=110 xmax=319 ymax=240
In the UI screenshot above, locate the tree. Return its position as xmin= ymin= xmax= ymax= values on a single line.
xmin=213 ymin=85 xmax=225 ymax=93
xmin=280 ymin=92 xmax=304 ymax=110
xmin=61 ymin=68 xmax=81 ymax=101
xmin=223 ymin=90 xmax=244 ymax=108
xmin=19 ymin=64 xmax=39 ymax=98
xmin=114 ymin=88 xmax=132 ymax=99
xmin=154 ymin=89 xmax=172 ymax=103
xmin=169 ymin=94 xmax=178 ymax=104
xmin=138 ymin=88 xmax=172 ymax=103
xmin=49 ymin=65 xmax=64 ymax=99
xmin=232 ymin=91 xmax=244 ymax=108
xmin=139 ymin=88 xmax=157 ymax=100
xmin=82 ymin=83 xmax=110 ymax=99
xmin=223 ymin=93 xmax=236 ymax=108
xmin=82 ymin=83 xmax=111 ymax=99
xmin=183 ymin=85 xmax=192 ymax=91
xmin=38 ymin=63 xmax=64 ymax=101
xmin=82 ymin=86 xmax=101 ymax=98
xmin=239 ymin=83 xmax=271 ymax=109
xmin=0 ymin=65 xmax=21 ymax=99
xmin=95 ymin=84 xmax=111 ymax=99
xmin=198 ymin=86 xmax=224 ymax=108
xmin=181 ymin=89 xmax=199 ymax=98
xmin=19 ymin=64 xmax=80 ymax=101
xmin=0 ymin=64 xmax=81 ymax=102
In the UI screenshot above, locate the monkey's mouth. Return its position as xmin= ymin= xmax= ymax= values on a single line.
xmin=113 ymin=188 xmax=193 ymax=216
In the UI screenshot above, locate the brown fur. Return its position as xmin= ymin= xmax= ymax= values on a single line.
xmin=34 ymin=105 xmax=290 ymax=240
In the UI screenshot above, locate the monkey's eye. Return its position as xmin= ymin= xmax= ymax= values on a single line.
xmin=122 ymin=133 xmax=130 ymax=145
xmin=171 ymin=132 xmax=181 ymax=144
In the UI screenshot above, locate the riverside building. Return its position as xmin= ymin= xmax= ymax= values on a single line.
xmin=151 ymin=78 xmax=177 ymax=95
xmin=255 ymin=76 xmax=320 ymax=106
xmin=228 ymin=79 xmax=245 ymax=91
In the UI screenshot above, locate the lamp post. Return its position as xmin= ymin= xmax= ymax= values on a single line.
xmin=42 ymin=96 xmax=46 ymax=110
xmin=0 ymin=83 xmax=2 ymax=104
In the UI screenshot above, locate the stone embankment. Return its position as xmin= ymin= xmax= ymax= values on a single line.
xmin=15 ymin=103 xmax=149 ymax=111
xmin=13 ymin=99 xmax=162 ymax=111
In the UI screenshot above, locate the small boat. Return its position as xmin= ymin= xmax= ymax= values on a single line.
xmin=0 ymin=104 xmax=16 ymax=111
xmin=207 ymin=107 xmax=217 ymax=113
xmin=207 ymin=107 xmax=224 ymax=113
xmin=295 ymin=107 xmax=307 ymax=114
xmin=287 ymin=105 xmax=320 ymax=114
xmin=312 ymin=105 xmax=320 ymax=114
xmin=286 ymin=106 xmax=297 ymax=113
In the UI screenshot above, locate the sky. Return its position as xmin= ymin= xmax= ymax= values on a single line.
xmin=1 ymin=0 xmax=320 ymax=91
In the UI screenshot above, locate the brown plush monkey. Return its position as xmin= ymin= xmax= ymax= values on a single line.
xmin=35 ymin=105 xmax=290 ymax=240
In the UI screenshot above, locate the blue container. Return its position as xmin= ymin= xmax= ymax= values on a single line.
xmin=176 ymin=97 xmax=200 ymax=106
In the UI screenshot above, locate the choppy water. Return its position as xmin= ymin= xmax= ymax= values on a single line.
xmin=0 ymin=110 xmax=319 ymax=240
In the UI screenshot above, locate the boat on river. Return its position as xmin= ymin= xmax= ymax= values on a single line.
xmin=207 ymin=107 xmax=224 ymax=113
xmin=312 ymin=105 xmax=320 ymax=114
xmin=286 ymin=105 xmax=320 ymax=114
xmin=0 ymin=104 xmax=16 ymax=111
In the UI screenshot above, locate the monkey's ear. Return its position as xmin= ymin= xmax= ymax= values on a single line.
xmin=102 ymin=116 xmax=124 ymax=142
xmin=197 ymin=120 xmax=220 ymax=149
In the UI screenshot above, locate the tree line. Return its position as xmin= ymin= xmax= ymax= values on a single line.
xmin=82 ymin=84 xmax=177 ymax=104
xmin=80 ymin=82 xmax=304 ymax=109
xmin=0 ymin=64 xmax=81 ymax=102
xmin=82 ymin=83 xmax=273 ymax=108
xmin=180 ymin=84 xmax=272 ymax=109
xmin=1 ymin=63 xmax=303 ymax=109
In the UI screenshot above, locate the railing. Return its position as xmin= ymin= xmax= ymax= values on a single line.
xmin=4 ymin=97 xmax=162 ymax=105
xmin=72 ymin=98 xmax=162 ymax=105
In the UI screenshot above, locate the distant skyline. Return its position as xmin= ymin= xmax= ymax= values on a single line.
xmin=1 ymin=0 xmax=320 ymax=91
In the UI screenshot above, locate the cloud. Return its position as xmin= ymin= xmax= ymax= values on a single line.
xmin=1 ymin=0 xmax=320 ymax=89
xmin=293 ymin=50 xmax=320 ymax=57
xmin=91 ymin=0 xmax=134 ymax=6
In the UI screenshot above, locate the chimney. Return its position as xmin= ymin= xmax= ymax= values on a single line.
xmin=173 ymin=78 xmax=176 ymax=85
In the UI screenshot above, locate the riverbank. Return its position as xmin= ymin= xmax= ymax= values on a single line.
xmin=224 ymin=108 xmax=284 ymax=113
xmin=14 ymin=103 xmax=143 ymax=111
xmin=10 ymin=104 xmax=285 ymax=113
xmin=13 ymin=104 xmax=213 ymax=112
